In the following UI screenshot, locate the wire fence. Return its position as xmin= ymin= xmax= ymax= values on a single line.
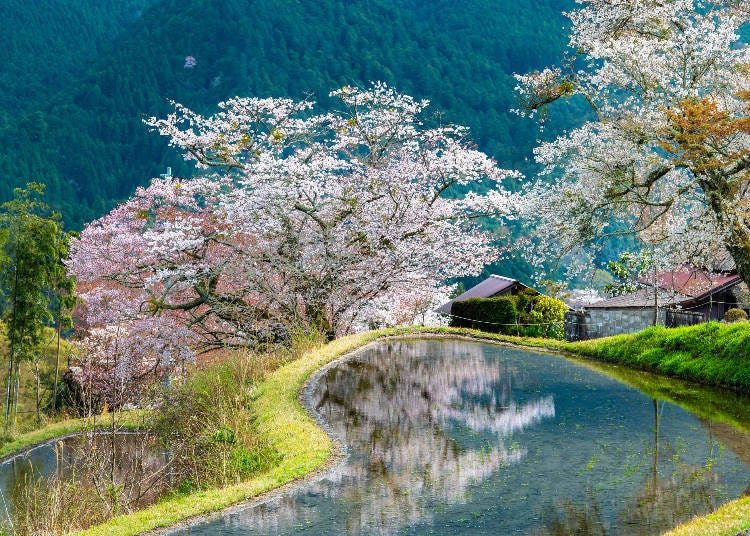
xmin=440 ymin=312 xmax=565 ymax=328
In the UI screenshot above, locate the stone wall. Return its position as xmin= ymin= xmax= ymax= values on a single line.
xmin=564 ymin=307 xmax=706 ymax=341
xmin=665 ymin=309 xmax=705 ymax=328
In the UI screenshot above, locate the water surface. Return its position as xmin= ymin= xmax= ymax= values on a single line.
xmin=173 ymin=339 xmax=750 ymax=535
xmin=0 ymin=431 xmax=169 ymax=518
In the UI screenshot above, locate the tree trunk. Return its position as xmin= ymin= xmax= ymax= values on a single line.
xmin=701 ymin=174 xmax=750 ymax=289
xmin=307 ymin=299 xmax=335 ymax=341
xmin=4 ymin=265 xmax=19 ymax=430
xmin=12 ymin=366 xmax=20 ymax=430
xmin=4 ymin=352 xmax=13 ymax=430
xmin=53 ymin=304 xmax=61 ymax=411
xmin=35 ymin=361 xmax=41 ymax=424
xmin=724 ymin=232 xmax=750 ymax=291
xmin=652 ymin=254 xmax=660 ymax=327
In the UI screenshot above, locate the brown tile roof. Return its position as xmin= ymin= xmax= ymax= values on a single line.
xmin=637 ymin=265 xmax=740 ymax=299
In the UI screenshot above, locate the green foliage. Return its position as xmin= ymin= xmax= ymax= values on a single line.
xmin=603 ymin=250 xmax=654 ymax=297
xmin=450 ymin=292 xmax=567 ymax=338
xmin=573 ymin=322 xmax=750 ymax=391
xmin=0 ymin=0 xmax=580 ymax=232
xmin=724 ymin=308 xmax=748 ymax=323
xmin=0 ymin=0 xmax=156 ymax=120
xmin=450 ymin=297 xmax=518 ymax=334
xmin=0 ymin=183 xmax=75 ymax=429
xmin=527 ymin=294 xmax=568 ymax=339
xmin=151 ymin=353 xmax=280 ymax=490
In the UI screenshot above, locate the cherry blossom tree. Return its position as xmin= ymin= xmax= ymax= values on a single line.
xmin=70 ymin=84 xmax=516 ymax=350
xmin=515 ymin=0 xmax=750 ymax=283
xmin=68 ymin=175 xmax=278 ymax=354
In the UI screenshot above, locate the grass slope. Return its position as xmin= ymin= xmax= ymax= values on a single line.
xmin=665 ymin=498 xmax=750 ymax=536
xmin=570 ymin=322 xmax=750 ymax=392
xmin=0 ymin=411 xmax=147 ymax=462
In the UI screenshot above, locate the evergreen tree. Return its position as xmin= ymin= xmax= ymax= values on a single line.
xmin=0 ymin=183 xmax=74 ymax=430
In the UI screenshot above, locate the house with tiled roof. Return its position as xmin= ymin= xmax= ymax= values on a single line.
xmin=566 ymin=266 xmax=743 ymax=340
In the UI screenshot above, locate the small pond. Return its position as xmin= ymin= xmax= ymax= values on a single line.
xmin=0 ymin=431 xmax=169 ymax=520
xmin=163 ymin=340 xmax=750 ymax=533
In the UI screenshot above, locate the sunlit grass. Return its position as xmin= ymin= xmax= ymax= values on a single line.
xmin=0 ymin=410 xmax=147 ymax=461
xmin=568 ymin=322 xmax=750 ymax=391
xmin=665 ymin=496 xmax=750 ymax=536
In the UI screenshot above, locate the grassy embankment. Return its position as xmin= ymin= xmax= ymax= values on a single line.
xmin=2 ymin=323 xmax=749 ymax=535
xmin=570 ymin=321 xmax=750 ymax=392
xmin=0 ymin=411 xmax=147 ymax=462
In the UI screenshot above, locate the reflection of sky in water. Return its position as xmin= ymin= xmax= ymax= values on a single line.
xmin=171 ymin=340 xmax=750 ymax=535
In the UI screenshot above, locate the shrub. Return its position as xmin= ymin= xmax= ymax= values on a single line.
xmin=3 ymin=464 xmax=109 ymax=535
xmin=449 ymin=293 xmax=568 ymax=339
xmin=724 ymin=308 xmax=748 ymax=323
xmin=151 ymin=352 xmax=280 ymax=491
xmin=527 ymin=295 xmax=568 ymax=339
xmin=450 ymin=297 xmax=518 ymax=334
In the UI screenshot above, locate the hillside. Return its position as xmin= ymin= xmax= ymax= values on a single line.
xmin=0 ymin=0 xmax=578 ymax=229
xmin=0 ymin=0 xmax=156 ymax=122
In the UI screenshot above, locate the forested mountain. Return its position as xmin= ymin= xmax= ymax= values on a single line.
xmin=0 ymin=0 xmax=578 ymax=231
xmin=0 ymin=0 xmax=156 ymax=120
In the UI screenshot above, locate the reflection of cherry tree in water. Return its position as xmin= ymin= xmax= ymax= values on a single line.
xmin=538 ymin=399 xmax=739 ymax=536
xmin=242 ymin=341 xmax=555 ymax=535
xmin=314 ymin=341 xmax=555 ymax=533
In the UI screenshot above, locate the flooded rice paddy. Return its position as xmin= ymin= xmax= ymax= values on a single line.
xmin=170 ymin=339 xmax=750 ymax=535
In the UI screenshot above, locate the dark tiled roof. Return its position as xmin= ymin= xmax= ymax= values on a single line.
xmin=435 ymin=275 xmax=527 ymax=314
xmin=585 ymin=287 xmax=689 ymax=309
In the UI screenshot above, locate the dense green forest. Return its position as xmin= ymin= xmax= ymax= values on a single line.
xmin=0 ymin=0 xmax=157 ymax=121
xmin=0 ymin=0 xmax=579 ymax=233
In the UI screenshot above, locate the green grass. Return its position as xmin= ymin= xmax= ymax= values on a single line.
xmin=664 ymin=497 xmax=750 ymax=536
xmin=73 ymin=326 xmax=569 ymax=535
xmin=0 ymin=323 xmax=748 ymax=535
xmin=568 ymin=322 xmax=750 ymax=392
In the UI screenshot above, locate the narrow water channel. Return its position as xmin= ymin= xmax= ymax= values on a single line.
xmin=168 ymin=340 xmax=750 ymax=533
xmin=0 ymin=431 xmax=169 ymax=520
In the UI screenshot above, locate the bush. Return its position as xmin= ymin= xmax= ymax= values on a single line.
xmin=450 ymin=297 xmax=518 ymax=334
xmin=724 ymin=308 xmax=748 ymax=323
xmin=151 ymin=353 xmax=280 ymax=491
xmin=3 ymin=465 xmax=109 ymax=535
xmin=449 ymin=292 xmax=568 ymax=339
xmin=527 ymin=295 xmax=568 ymax=339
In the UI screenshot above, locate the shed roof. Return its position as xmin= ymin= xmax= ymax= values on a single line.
xmin=585 ymin=287 xmax=689 ymax=309
xmin=435 ymin=275 xmax=527 ymax=314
